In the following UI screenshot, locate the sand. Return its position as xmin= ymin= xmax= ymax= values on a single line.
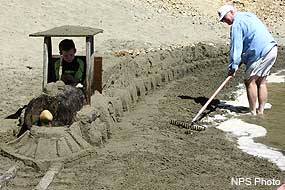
xmin=0 ymin=0 xmax=285 ymax=189
xmin=46 ymin=57 xmax=284 ymax=190
xmin=214 ymin=71 xmax=285 ymax=182
xmin=0 ymin=0 xmax=227 ymax=120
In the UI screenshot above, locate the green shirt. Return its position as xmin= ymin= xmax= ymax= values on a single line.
xmin=54 ymin=57 xmax=85 ymax=82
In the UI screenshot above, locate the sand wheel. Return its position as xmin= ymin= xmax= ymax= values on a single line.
xmin=0 ymin=124 xmax=94 ymax=170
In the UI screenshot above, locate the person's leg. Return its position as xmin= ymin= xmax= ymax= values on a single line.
xmin=256 ymin=77 xmax=267 ymax=115
xmin=254 ymin=46 xmax=277 ymax=115
xmin=244 ymin=76 xmax=258 ymax=115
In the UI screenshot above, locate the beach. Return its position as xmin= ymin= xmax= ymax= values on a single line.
xmin=0 ymin=0 xmax=285 ymax=189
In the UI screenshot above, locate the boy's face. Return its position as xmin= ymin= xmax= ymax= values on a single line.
xmin=61 ymin=49 xmax=76 ymax=63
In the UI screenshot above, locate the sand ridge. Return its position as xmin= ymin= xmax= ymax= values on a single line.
xmin=0 ymin=0 xmax=285 ymax=189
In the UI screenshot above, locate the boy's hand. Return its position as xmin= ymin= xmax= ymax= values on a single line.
xmin=76 ymin=83 xmax=83 ymax=88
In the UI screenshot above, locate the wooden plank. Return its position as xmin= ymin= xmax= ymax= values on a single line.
xmin=0 ymin=166 xmax=17 ymax=188
xmin=43 ymin=37 xmax=50 ymax=90
xmin=89 ymin=36 xmax=94 ymax=94
xmin=85 ymin=37 xmax=92 ymax=104
xmin=29 ymin=25 xmax=103 ymax=37
xmin=46 ymin=38 xmax=53 ymax=83
xmin=33 ymin=162 xmax=63 ymax=190
xmin=90 ymin=36 xmax=94 ymax=55
xmin=92 ymin=57 xmax=102 ymax=93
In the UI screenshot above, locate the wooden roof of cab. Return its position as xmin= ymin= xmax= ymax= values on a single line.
xmin=29 ymin=25 xmax=103 ymax=37
xmin=29 ymin=25 xmax=103 ymax=105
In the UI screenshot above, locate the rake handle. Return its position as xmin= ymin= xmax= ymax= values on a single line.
xmin=191 ymin=75 xmax=233 ymax=123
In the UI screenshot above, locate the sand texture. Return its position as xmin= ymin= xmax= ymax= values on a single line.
xmin=0 ymin=0 xmax=285 ymax=189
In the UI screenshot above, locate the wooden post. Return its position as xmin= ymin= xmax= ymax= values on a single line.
xmin=33 ymin=162 xmax=63 ymax=190
xmin=43 ymin=37 xmax=51 ymax=91
xmin=90 ymin=36 xmax=94 ymax=55
xmin=93 ymin=57 xmax=102 ymax=93
xmin=85 ymin=36 xmax=93 ymax=104
xmin=0 ymin=166 xmax=17 ymax=188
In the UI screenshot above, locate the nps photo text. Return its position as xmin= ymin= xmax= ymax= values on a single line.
xmin=231 ymin=177 xmax=282 ymax=186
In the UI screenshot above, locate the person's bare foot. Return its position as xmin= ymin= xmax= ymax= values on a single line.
xmin=257 ymin=110 xmax=265 ymax=119
xmin=250 ymin=110 xmax=257 ymax=116
xmin=257 ymin=108 xmax=264 ymax=115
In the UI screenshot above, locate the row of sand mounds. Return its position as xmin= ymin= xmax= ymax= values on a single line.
xmin=1 ymin=43 xmax=229 ymax=171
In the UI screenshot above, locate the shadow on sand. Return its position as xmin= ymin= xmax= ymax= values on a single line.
xmin=178 ymin=95 xmax=250 ymax=120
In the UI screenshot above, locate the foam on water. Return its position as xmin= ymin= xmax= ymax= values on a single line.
xmin=217 ymin=119 xmax=285 ymax=170
xmin=215 ymin=70 xmax=285 ymax=170
xmin=267 ymin=70 xmax=285 ymax=83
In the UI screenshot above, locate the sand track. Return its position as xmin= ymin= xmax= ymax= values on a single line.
xmin=2 ymin=52 xmax=284 ymax=189
xmin=1 ymin=0 xmax=285 ymax=189
xmin=47 ymin=63 xmax=283 ymax=190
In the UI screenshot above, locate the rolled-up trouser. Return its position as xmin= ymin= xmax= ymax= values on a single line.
xmin=244 ymin=45 xmax=278 ymax=80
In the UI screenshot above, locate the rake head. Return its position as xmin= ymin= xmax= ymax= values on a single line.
xmin=170 ymin=119 xmax=206 ymax=131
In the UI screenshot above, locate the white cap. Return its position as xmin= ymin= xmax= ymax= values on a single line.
xmin=218 ymin=5 xmax=234 ymax=21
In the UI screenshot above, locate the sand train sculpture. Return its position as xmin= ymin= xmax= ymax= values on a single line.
xmin=0 ymin=81 xmax=110 ymax=170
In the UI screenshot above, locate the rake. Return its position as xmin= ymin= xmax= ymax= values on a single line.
xmin=171 ymin=75 xmax=233 ymax=131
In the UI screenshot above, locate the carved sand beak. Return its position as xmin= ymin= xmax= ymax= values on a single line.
xmin=39 ymin=110 xmax=53 ymax=127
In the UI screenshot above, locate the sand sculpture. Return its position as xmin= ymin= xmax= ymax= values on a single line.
xmin=0 ymin=42 xmax=227 ymax=171
xmin=0 ymin=82 xmax=110 ymax=170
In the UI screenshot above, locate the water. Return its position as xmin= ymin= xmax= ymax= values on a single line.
xmin=241 ymin=82 xmax=285 ymax=153
xmin=216 ymin=71 xmax=285 ymax=170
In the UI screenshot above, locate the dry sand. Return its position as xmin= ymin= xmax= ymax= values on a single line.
xmin=0 ymin=0 xmax=284 ymax=118
xmin=0 ymin=0 xmax=227 ymax=119
xmin=0 ymin=0 xmax=285 ymax=189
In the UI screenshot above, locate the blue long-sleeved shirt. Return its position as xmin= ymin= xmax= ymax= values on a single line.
xmin=229 ymin=12 xmax=277 ymax=71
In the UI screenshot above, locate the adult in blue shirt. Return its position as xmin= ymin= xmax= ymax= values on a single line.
xmin=218 ymin=5 xmax=278 ymax=115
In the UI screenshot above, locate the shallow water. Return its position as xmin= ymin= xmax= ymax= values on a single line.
xmin=241 ymin=83 xmax=285 ymax=152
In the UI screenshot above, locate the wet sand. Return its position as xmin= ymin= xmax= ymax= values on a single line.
xmin=0 ymin=0 xmax=285 ymax=188
xmin=46 ymin=62 xmax=284 ymax=190
xmin=0 ymin=45 xmax=284 ymax=190
xmin=240 ymin=47 xmax=285 ymax=153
